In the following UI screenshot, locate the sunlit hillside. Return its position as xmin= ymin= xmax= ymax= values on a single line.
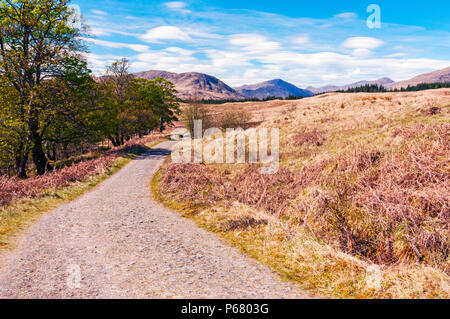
xmin=154 ymin=89 xmax=450 ymax=298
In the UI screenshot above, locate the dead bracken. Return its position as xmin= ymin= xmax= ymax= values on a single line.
xmin=159 ymin=97 xmax=450 ymax=274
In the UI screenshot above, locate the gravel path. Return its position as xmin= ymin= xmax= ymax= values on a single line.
xmin=0 ymin=141 xmax=308 ymax=299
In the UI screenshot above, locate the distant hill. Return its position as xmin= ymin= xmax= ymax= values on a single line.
xmin=132 ymin=66 xmax=450 ymax=100
xmin=308 ymin=77 xmax=394 ymax=94
xmin=133 ymin=70 xmax=245 ymax=101
xmin=307 ymin=67 xmax=450 ymax=93
xmin=387 ymin=66 xmax=450 ymax=89
xmin=235 ymin=79 xmax=314 ymax=99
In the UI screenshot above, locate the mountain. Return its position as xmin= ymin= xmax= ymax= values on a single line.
xmin=387 ymin=66 xmax=450 ymax=89
xmin=133 ymin=70 xmax=245 ymax=100
xmin=307 ymin=77 xmax=394 ymax=94
xmin=235 ymin=79 xmax=314 ymax=99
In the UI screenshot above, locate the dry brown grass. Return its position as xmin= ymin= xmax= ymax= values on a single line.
xmin=294 ymin=128 xmax=327 ymax=147
xmin=0 ymin=155 xmax=116 ymax=206
xmin=155 ymin=89 xmax=450 ymax=298
xmin=296 ymin=125 xmax=449 ymax=272
xmin=0 ymin=134 xmax=163 ymax=207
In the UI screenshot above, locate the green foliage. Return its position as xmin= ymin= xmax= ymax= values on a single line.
xmin=0 ymin=2 xmax=180 ymax=177
xmin=0 ymin=0 xmax=88 ymax=176
xmin=335 ymin=82 xmax=450 ymax=93
xmin=393 ymin=82 xmax=450 ymax=92
xmin=190 ymin=95 xmax=304 ymax=105
xmin=97 ymin=60 xmax=180 ymax=146
xmin=0 ymin=82 xmax=24 ymax=168
xmin=336 ymin=84 xmax=388 ymax=93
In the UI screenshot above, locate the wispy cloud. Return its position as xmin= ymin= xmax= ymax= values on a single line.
xmin=91 ymin=9 xmax=107 ymax=16
xmin=342 ymin=37 xmax=384 ymax=49
xmin=83 ymin=38 xmax=150 ymax=52
xmin=164 ymin=1 xmax=191 ymax=14
xmin=334 ymin=12 xmax=358 ymax=19
xmin=140 ymin=26 xmax=192 ymax=43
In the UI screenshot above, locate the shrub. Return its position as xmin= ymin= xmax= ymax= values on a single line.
xmin=217 ymin=110 xmax=253 ymax=130
xmin=0 ymin=134 xmax=161 ymax=207
xmin=159 ymin=123 xmax=449 ymax=272
xmin=183 ymin=101 xmax=214 ymax=135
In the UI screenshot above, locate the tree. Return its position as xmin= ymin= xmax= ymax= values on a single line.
xmin=98 ymin=59 xmax=135 ymax=146
xmin=182 ymin=99 xmax=213 ymax=136
xmin=98 ymin=60 xmax=181 ymax=146
xmin=150 ymin=77 xmax=181 ymax=132
xmin=0 ymin=0 xmax=87 ymax=176
xmin=0 ymin=81 xmax=26 ymax=176
xmin=38 ymin=57 xmax=98 ymax=161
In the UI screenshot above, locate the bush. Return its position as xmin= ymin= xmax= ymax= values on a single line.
xmin=159 ymin=123 xmax=449 ymax=272
xmin=217 ymin=110 xmax=253 ymax=130
xmin=183 ymin=101 xmax=214 ymax=135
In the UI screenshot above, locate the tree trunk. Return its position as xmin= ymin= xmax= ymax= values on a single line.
xmin=109 ymin=136 xmax=120 ymax=147
xmin=15 ymin=154 xmax=28 ymax=179
xmin=160 ymin=116 xmax=164 ymax=133
xmin=63 ymin=143 xmax=70 ymax=159
xmin=32 ymin=138 xmax=49 ymax=175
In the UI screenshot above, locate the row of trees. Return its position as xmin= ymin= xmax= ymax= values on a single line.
xmin=336 ymin=82 xmax=450 ymax=93
xmin=0 ymin=0 xmax=179 ymax=178
xmin=192 ymin=95 xmax=305 ymax=105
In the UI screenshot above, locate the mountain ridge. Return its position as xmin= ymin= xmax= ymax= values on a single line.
xmin=234 ymin=79 xmax=314 ymax=99
xmin=307 ymin=77 xmax=395 ymax=94
xmin=132 ymin=66 xmax=450 ymax=100
xmin=307 ymin=66 xmax=450 ymax=93
xmin=133 ymin=70 xmax=246 ymax=100
xmin=387 ymin=66 xmax=450 ymax=89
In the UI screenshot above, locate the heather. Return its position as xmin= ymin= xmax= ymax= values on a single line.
xmin=156 ymin=89 xmax=450 ymax=297
xmin=0 ymin=135 xmax=161 ymax=207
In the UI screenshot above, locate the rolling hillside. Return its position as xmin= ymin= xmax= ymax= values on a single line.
xmin=387 ymin=66 xmax=450 ymax=89
xmin=235 ymin=79 xmax=314 ymax=99
xmin=308 ymin=77 xmax=394 ymax=94
xmin=133 ymin=70 xmax=245 ymax=101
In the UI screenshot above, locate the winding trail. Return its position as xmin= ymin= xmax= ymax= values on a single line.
xmin=0 ymin=141 xmax=308 ymax=299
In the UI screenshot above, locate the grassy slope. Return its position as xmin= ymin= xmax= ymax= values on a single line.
xmin=153 ymin=89 xmax=450 ymax=299
xmin=0 ymin=138 xmax=165 ymax=254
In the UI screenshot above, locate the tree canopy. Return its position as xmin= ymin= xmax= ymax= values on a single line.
xmin=0 ymin=1 xmax=180 ymax=178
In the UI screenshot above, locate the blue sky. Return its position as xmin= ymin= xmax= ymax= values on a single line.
xmin=73 ymin=0 xmax=450 ymax=87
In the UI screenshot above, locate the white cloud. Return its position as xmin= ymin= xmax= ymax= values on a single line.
xmin=334 ymin=12 xmax=357 ymax=19
xmin=229 ymin=34 xmax=281 ymax=54
xmin=82 ymin=52 xmax=125 ymax=74
xmin=343 ymin=37 xmax=384 ymax=49
xmin=165 ymin=1 xmax=186 ymax=9
xmin=89 ymin=27 xmax=110 ymax=36
xmin=205 ymin=49 xmax=251 ymax=68
xmin=140 ymin=26 xmax=192 ymax=43
xmin=91 ymin=10 xmax=107 ymax=16
xmin=83 ymin=38 xmax=150 ymax=52
xmin=352 ymin=48 xmax=373 ymax=57
xmin=79 ymin=4 xmax=450 ymax=87
xmin=164 ymin=1 xmax=191 ymax=14
xmin=386 ymin=53 xmax=407 ymax=58
xmin=134 ymin=47 xmax=197 ymax=71
xmin=291 ymin=35 xmax=310 ymax=45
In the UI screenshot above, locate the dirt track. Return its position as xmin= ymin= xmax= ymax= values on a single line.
xmin=0 ymin=141 xmax=308 ymax=299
